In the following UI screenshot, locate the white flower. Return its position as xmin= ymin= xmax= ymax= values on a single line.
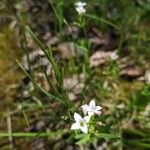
xmin=75 ymin=2 xmax=87 ymax=15
xmin=145 ymin=70 xmax=150 ymax=84
xmin=75 ymin=2 xmax=87 ymax=8
xmin=81 ymin=100 xmax=102 ymax=116
xmin=110 ymin=52 xmax=118 ymax=60
xmin=71 ymin=112 xmax=90 ymax=133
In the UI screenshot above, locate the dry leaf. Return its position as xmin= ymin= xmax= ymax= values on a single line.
xmin=57 ymin=42 xmax=82 ymax=59
xmin=64 ymin=25 xmax=81 ymax=39
xmin=120 ymin=65 xmax=144 ymax=79
xmin=118 ymin=57 xmax=144 ymax=79
xmin=22 ymin=49 xmax=52 ymax=75
xmin=47 ymin=36 xmax=59 ymax=46
xmin=90 ymin=51 xmax=118 ymax=67
xmin=63 ymin=74 xmax=85 ymax=101
xmin=89 ymin=27 xmax=117 ymax=51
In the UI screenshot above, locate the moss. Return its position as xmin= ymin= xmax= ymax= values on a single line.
xmin=0 ymin=28 xmax=22 ymax=107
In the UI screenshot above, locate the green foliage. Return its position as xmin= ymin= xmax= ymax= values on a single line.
xmin=131 ymin=85 xmax=150 ymax=109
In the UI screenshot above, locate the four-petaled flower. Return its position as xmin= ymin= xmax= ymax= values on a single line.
xmin=75 ymin=2 xmax=87 ymax=15
xmin=81 ymin=100 xmax=102 ymax=116
xmin=71 ymin=112 xmax=90 ymax=133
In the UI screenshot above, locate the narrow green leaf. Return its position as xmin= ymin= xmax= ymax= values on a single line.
xmin=16 ymin=59 xmax=66 ymax=105
xmin=74 ymin=133 xmax=86 ymax=140
xmin=97 ymin=133 xmax=121 ymax=140
xmin=85 ymin=14 xmax=119 ymax=30
xmin=76 ymin=134 xmax=91 ymax=145
xmin=124 ymin=140 xmax=150 ymax=148
xmin=0 ymin=130 xmax=67 ymax=138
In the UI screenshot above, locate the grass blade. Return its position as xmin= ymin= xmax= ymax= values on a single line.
xmin=0 ymin=130 xmax=67 ymax=138
xmin=16 ymin=59 xmax=66 ymax=105
xmin=85 ymin=14 xmax=119 ymax=30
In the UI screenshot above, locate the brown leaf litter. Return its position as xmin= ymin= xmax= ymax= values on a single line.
xmin=63 ymin=74 xmax=85 ymax=101
xmin=90 ymin=51 xmax=118 ymax=67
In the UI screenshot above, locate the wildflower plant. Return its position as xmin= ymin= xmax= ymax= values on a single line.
xmin=81 ymin=99 xmax=102 ymax=116
xmin=71 ymin=99 xmax=120 ymax=145
xmin=71 ymin=112 xmax=90 ymax=133
xmin=75 ymin=2 xmax=87 ymax=15
xmin=74 ymin=1 xmax=87 ymax=28
xmin=71 ymin=100 xmax=102 ymax=133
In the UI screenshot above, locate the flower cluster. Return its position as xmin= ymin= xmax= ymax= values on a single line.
xmin=75 ymin=1 xmax=87 ymax=15
xmin=71 ymin=100 xmax=102 ymax=133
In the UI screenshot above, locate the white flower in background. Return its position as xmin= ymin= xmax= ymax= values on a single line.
xmin=71 ymin=112 xmax=90 ymax=133
xmin=116 ymin=103 xmax=125 ymax=109
xmin=110 ymin=52 xmax=118 ymax=60
xmin=75 ymin=2 xmax=87 ymax=15
xmin=141 ymin=103 xmax=150 ymax=117
xmin=81 ymin=100 xmax=102 ymax=116
xmin=145 ymin=70 xmax=150 ymax=84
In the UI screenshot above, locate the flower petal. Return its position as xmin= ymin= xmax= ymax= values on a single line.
xmin=81 ymin=104 xmax=89 ymax=115
xmin=80 ymin=125 xmax=88 ymax=134
xmin=95 ymin=110 xmax=102 ymax=115
xmin=88 ymin=111 xmax=94 ymax=116
xmin=84 ymin=116 xmax=91 ymax=123
xmin=74 ymin=112 xmax=82 ymax=122
xmin=89 ymin=100 xmax=96 ymax=108
xmin=77 ymin=8 xmax=86 ymax=14
xmin=75 ymin=2 xmax=86 ymax=7
xmin=71 ymin=122 xmax=80 ymax=130
xmin=96 ymin=106 xmax=102 ymax=110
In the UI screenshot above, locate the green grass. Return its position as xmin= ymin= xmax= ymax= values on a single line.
xmin=0 ymin=130 xmax=67 ymax=138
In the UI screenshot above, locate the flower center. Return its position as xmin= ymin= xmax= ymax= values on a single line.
xmin=90 ymin=106 xmax=96 ymax=111
xmin=79 ymin=121 xmax=84 ymax=127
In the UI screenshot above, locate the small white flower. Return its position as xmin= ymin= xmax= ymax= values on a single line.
xmin=110 ymin=52 xmax=118 ymax=60
xmin=145 ymin=70 xmax=150 ymax=84
xmin=141 ymin=103 xmax=150 ymax=117
xmin=71 ymin=112 xmax=90 ymax=133
xmin=75 ymin=2 xmax=87 ymax=15
xmin=81 ymin=100 xmax=102 ymax=116
xmin=76 ymin=6 xmax=86 ymax=14
xmin=75 ymin=2 xmax=87 ymax=7
xmin=116 ymin=103 xmax=125 ymax=109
